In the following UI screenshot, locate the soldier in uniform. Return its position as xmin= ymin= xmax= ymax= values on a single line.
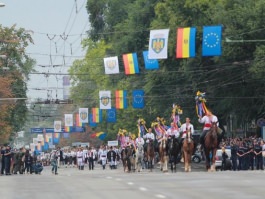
xmin=254 ymin=140 xmax=264 ymax=170
xmin=88 ymin=147 xmax=94 ymax=170
xmin=4 ymin=146 xmax=12 ymax=175
xmin=230 ymin=140 xmax=238 ymax=171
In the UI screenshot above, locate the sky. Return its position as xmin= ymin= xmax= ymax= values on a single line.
xmin=0 ymin=0 xmax=89 ymax=101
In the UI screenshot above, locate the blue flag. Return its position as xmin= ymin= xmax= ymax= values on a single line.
xmin=132 ymin=90 xmax=145 ymax=109
xmin=202 ymin=25 xmax=222 ymax=56
xmin=107 ymin=108 xmax=117 ymax=123
xmin=89 ymin=113 xmax=97 ymax=127
xmin=143 ymin=51 xmax=159 ymax=70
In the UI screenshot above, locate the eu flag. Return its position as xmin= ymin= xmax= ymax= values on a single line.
xmin=202 ymin=25 xmax=222 ymax=56
xmin=143 ymin=51 xmax=159 ymax=70
xmin=132 ymin=90 xmax=145 ymax=109
xmin=107 ymin=108 xmax=116 ymax=123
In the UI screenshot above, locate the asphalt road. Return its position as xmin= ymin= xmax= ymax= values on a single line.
xmin=0 ymin=162 xmax=264 ymax=199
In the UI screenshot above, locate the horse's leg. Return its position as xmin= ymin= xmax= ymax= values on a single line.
xmin=211 ymin=148 xmax=217 ymax=171
xmin=164 ymin=154 xmax=168 ymax=172
xmin=205 ymin=150 xmax=211 ymax=171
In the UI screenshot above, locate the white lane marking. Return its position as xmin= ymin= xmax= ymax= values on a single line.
xmin=115 ymin=178 xmax=122 ymax=181
xmin=139 ymin=187 xmax=147 ymax=191
xmin=127 ymin=182 xmax=134 ymax=185
xmin=155 ymin=194 xmax=166 ymax=198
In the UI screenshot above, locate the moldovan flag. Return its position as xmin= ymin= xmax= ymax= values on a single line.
xmin=89 ymin=113 xmax=97 ymax=127
xmin=75 ymin=113 xmax=82 ymax=127
xmin=104 ymin=56 xmax=119 ymax=74
xmin=123 ymin=53 xmax=139 ymax=75
xmin=99 ymin=90 xmax=111 ymax=109
xmin=202 ymin=25 xmax=222 ymax=56
xmin=92 ymin=108 xmax=102 ymax=123
xmin=176 ymin=27 xmax=196 ymax=58
xmin=54 ymin=121 xmax=62 ymax=132
xmin=65 ymin=114 xmax=73 ymax=126
xmin=143 ymin=51 xmax=159 ymax=70
xmin=148 ymin=29 xmax=169 ymax=59
xmin=115 ymin=90 xmax=128 ymax=109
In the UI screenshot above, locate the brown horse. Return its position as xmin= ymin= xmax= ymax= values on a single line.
xmin=146 ymin=139 xmax=155 ymax=171
xmin=121 ymin=146 xmax=133 ymax=172
xmin=182 ymin=128 xmax=194 ymax=172
xmin=158 ymin=137 xmax=168 ymax=172
xmin=204 ymin=122 xmax=218 ymax=171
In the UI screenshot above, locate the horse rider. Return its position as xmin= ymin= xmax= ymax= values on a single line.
xmin=143 ymin=128 xmax=155 ymax=152
xmin=166 ymin=122 xmax=180 ymax=140
xmin=198 ymin=110 xmax=220 ymax=150
xmin=180 ymin=117 xmax=195 ymax=147
xmin=135 ymin=134 xmax=145 ymax=148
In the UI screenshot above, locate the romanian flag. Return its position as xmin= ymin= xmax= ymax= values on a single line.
xmin=75 ymin=113 xmax=82 ymax=127
xmin=54 ymin=133 xmax=59 ymax=138
xmin=176 ymin=27 xmax=196 ymax=58
xmin=123 ymin=53 xmax=139 ymax=75
xmin=115 ymin=90 xmax=128 ymax=109
xmin=92 ymin=108 xmax=102 ymax=123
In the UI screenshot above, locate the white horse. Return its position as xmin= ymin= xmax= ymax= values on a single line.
xmin=135 ymin=143 xmax=144 ymax=172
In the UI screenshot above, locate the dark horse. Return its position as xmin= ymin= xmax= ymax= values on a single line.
xmin=167 ymin=136 xmax=181 ymax=172
xmin=204 ymin=122 xmax=218 ymax=171
xmin=121 ymin=145 xmax=134 ymax=172
xmin=146 ymin=139 xmax=155 ymax=171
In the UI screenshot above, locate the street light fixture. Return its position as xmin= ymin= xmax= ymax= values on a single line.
xmin=0 ymin=2 xmax=5 ymax=7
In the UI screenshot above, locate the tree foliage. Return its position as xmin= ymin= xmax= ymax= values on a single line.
xmin=69 ymin=0 xmax=265 ymax=141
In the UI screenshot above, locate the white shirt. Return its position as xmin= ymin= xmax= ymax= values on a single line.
xmin=135 ymin=137 xmax=145 ymax=146
xmin=166 ymin=127 xmax=180 ymax=138
xmin=198 ymin=115 xmax=218 ymax=130
xmin=144 ymin=133 xmax=155 ymax=143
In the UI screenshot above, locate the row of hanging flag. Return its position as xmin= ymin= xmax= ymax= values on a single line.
xmin=104 ymin=25 xmax=222 ymax=75
xmin=99 ymin=89 xmax=144 ymax=109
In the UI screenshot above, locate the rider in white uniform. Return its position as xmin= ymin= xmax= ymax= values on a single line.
xmin=166 ymin=122 xmax=180 ymax=138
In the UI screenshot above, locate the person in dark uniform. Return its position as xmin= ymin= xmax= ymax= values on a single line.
xmin=4 ymin=146 xmax=12 ymax=175
xmin=1 ymin=146 xmax=6 ymax=175
xmin=248 ymin=142 xmax=255 ymax=170
xmin=24 ymin=149 xmax=33 ymax=174
xmin=107 ymin=146 xmax=117 ymax=170
xmin=237 ymin=142 xmax=245 ymax=171
xmin=88 ymin=147 xmax=95 ymax=170
xmin=254 ymin=140 xmax=264 ymax=170
xmin=230 ymin=141 xmax=238 ymax=171
xmin=221 ymin=147 xmax=228 ymax=171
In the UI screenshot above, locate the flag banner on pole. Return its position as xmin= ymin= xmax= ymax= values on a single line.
xmin=99 ymin=90 xmax=111 ymax=109
xmin=132 ymin=89 xmax=145 ymax=109
xmin=115 ymin=90 xmax=128 ymax=109
xmin=89 ymin=113 xmax=97 ymax=127
xmin=104 ymin=56 xmax=120 ymax=74
xmin=54 ymin=121 xmax=62 ymax=132
xmin=64 ymin=126 xmax=73 ymax=133
xmin=90 ymin=132 xmax=107 ymax=140
xmin=75 ymin=113 xmax=82 ymax=127
xmin=92 ymin=108 xmax=102 ymax=123
xmin=122 ymin=53 xmax=139 ymax=75
xmin=176 ymin=27 xmax=196 ymax=58
xmin=202 ymin=25 xmax=222 ymax=56
xmin=148 ymin=29 xmax=169 ymax=59
xmin=53 ymin=133 xmax=60 ymax=144
xmin=107 ymin=108 xmax=117 ymax=123
xmin=143 ymin=51 xmax=159 ymax=70
xmin=65 ymin=114 xmax=73 ymax=126
xmin=79 ymin=108 xmax=88 ymax=123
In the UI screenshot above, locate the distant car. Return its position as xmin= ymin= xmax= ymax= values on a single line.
xmin=215 ymin=148 xmax=232 ymax=171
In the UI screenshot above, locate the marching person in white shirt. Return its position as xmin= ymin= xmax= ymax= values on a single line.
xmin=76 ymin=148 xmax=84 ymax=170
